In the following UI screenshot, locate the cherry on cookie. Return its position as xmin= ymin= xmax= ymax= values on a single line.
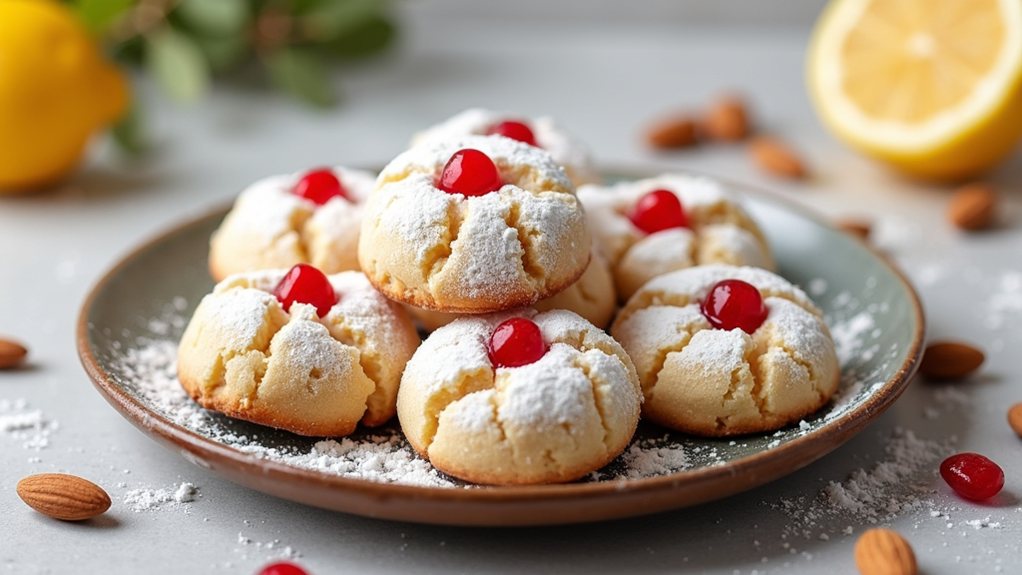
xmin=293 ymin=168 xmax=349 ymax=205
xmin=273 ymin=263 xmax=338 ymax=317
xmin=437 ymin=148 xmax=503 ymax=197
xmin=629 ymin=189 xmax=689 ymax=234
xmin=485 ymin=120 xmax=538 ymax=147
xmin=488 ymin=317 xmax=547 ymax=368
xmin=700 ymin=279 xmax=768 ymax=333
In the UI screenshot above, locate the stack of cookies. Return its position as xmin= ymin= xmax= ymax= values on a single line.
xmin=177 ymin=108 xmax=839 ymax=485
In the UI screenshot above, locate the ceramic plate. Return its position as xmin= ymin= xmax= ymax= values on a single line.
xmin=77 ymin=171 xmax=924 ymax=526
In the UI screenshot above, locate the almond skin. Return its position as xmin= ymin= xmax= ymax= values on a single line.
xmin=749 ymin=136 xmax=808 ymax=179
xmin=646 ymin=115 xmax=699 ymax=149
xmin=855 ymin=528 xmax=917 ymax=575
xmin=948 ymin=183 xmax=996 ymax=231
xmin=702 ymin=95 xmax=750 ymax=141
xmin=1008 ymin=403 xmax=1022 ymax=438
xmin=919 ymin=341 xmax=984 ymax=381
xmin=16 ymin=473 xmax=111 ymax=521
xmin=0 ymin=338 xmax=27 ymax=369
xmin=837 ymin=218 xmax=872 ymax=241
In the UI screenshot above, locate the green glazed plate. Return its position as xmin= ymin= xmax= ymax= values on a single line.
xmin=77 ymin=171 xmax=924 ymax=526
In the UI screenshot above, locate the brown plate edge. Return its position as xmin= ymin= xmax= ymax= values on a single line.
xmin=75 ymin=169 xmax=926 ymax=526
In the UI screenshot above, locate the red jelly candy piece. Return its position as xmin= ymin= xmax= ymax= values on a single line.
xmin=437 ymin=149 xmax=503 ymax=197
xmin=273 ymin=263 xmax=337 ymax=317
xmin=940 ymin=452 xmax=1004 ymax=501
xmin=629 ymin=189 xmax=689 ymax=234
xmin=700 ymin=279 xmax=768 ymax=333
xmin=488 ymin=317 xmax=547 ymax=368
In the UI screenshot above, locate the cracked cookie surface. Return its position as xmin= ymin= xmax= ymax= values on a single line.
xmin=177 ymin=270 xmax=420 ymax=437
xmin=358 ymin=135 xmax=590 ymax=313
xmin=611 ymin=265 xmax=839 ymax=437
xmin=209 ymin=167 xmax=376 ymax=281
xmin=407 ymin=248 xmax=617 ymax=331
xmin=579 ymin=174 xmax=774 ymax=300
xmin=397 ymin=309 xmax=641 ymax=485
xmin=412 ymin=108 xmax=600 ymax=186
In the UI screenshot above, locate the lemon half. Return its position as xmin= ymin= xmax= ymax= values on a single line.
xmin=808 ymin=0 xmax=1022 ymax=180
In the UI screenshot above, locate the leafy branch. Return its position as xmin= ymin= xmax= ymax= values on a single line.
xmin=68 ymin=0 xmax=397 ymax=150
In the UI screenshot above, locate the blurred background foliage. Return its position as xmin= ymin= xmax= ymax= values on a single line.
xmin=65 ymin=0 xmax=398 ymax=150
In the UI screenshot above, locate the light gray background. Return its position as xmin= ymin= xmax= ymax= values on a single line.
xmin=2 ymin=2 xmax=1021 ymax=573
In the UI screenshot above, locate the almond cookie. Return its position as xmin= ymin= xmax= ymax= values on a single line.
xmin=359 ymin=135 xmax=591 ymax=313
xmin=407 ymin=248 xmax=616 ymax=331
xmin=611 ymin=265 xmax=838 ymax=437
xmin=209 ymin=167 xmax=375 ymax=281
xmin=579 ymin=174 xmax=773 ymax=300
xmin=413 ymin=108 xmax=600 ymax=186
xmin=397 ymin=309 xmax=641 ymax=485
xmin=178 ymin=265 xmax=420 ymax=437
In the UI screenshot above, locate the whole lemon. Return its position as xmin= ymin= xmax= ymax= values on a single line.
xmin=0 ymin=0 xmax=128 ymax=192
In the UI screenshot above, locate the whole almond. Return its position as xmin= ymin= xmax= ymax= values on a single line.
xmin=749 ymin=136 xmax=807 ymax=179
xmin=854 ymin=528 xmax=917 ymax=575
xmin=646 ymin=115 xmax=699 ymax=149
xmin=0 ymin=338 xmax=28 ymax=369
xmin=702 ymin=95 xmax=750 ymax=141
xmin=919 ymin=341 xmax=984 ymax=381
xmin=837 ymin=218 xmax=872 ymax=241
xmin=1008 ymin=403 xmax=1022 ymax=438
xmin=948 ymin=183 xmax=996 ymax=231
xmin=16 ymin=473 xmax=111 ymax=521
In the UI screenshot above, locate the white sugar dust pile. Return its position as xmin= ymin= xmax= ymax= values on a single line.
xmin=0 ymin=398 xmax=57 ymax=453
xmin=124 ymin=482 xmax=200 ymax=512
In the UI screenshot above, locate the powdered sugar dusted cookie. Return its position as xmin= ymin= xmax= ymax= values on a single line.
xmin=414 ymin=108 xmax=599 ymax=186
xmin=359 ymin=135 xmax=591 ymax=313
xmin=209 ymin=167 xmax=375 ymax=281
xmin=407 ymin=248 xmax=616 ymax=331
xmin=579 ymin=174 xmax=773 ymax=300
xmin=397 ymin=309 xmax=641 ymax=485
xmin=178 ymin=265 xmax=420 ymax=437
xmin=611 ymin=265 xmax=838 ymax=437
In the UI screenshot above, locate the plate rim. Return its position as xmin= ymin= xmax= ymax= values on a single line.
xmin=76 ymin=167 xmax=926 ymax=521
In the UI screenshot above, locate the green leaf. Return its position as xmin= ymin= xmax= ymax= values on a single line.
xmin=300 ymin=0 xmax=387 ymax=42
xmin=265 ymin=49 xmax=336 ymax=108
xmin=110 ymin=101 xmax=147 ymax=155
xmin=325 ymin=14 xmax=395 ymax=58
xmin=195 ymin=34 xmax=249 ymax=72
xmin=176 ymin=0 xmax=249 ymax=36
xmin=146 ymin=28 xmax=210 ymax=102
xmin=75 ymin=0 xmax=135 ymax=36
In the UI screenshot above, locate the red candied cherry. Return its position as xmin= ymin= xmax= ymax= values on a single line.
xmin=629 ymin=189 xmax=689 ymax=234
xmin=293 ymin=168 xmax=349 ymax=205
xmin=488 ymin=317 xmax=547 ymax=368
xmin=437 ymin=148 xmax=503 ymax=197
xmin=485 ymin=120 xmax=538 ymax=147
xmin=258 ymin=562 xmax=309 ymax=575
xmin=940 ymin=452 xmax=1004 ymax=501
xmin=273 ymin=263 xmax=337 ymax=317
xmin=700 ymin=279 xmax=768 ymax=333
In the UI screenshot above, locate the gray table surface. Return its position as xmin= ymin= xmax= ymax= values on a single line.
xmin=2 ymin=4 xmax=1021 ymax=573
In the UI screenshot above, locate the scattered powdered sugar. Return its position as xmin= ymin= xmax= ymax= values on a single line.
xmin=830 ymin=311 xmax=875 ymax=365
xmin=773 ymin=428 xmax=950 ymax=539
xmin=124 ymin=482 xmax=200 ymax=512
xmin=0 ymin=398 xmax=57 ymax=452
xmin=984 ymin=269 xmax=1022 ymax=330
xmin=610 ymin=435 xmax=690 ymax=479
xmin=240 ymin=436 xmax=453 ymax=488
